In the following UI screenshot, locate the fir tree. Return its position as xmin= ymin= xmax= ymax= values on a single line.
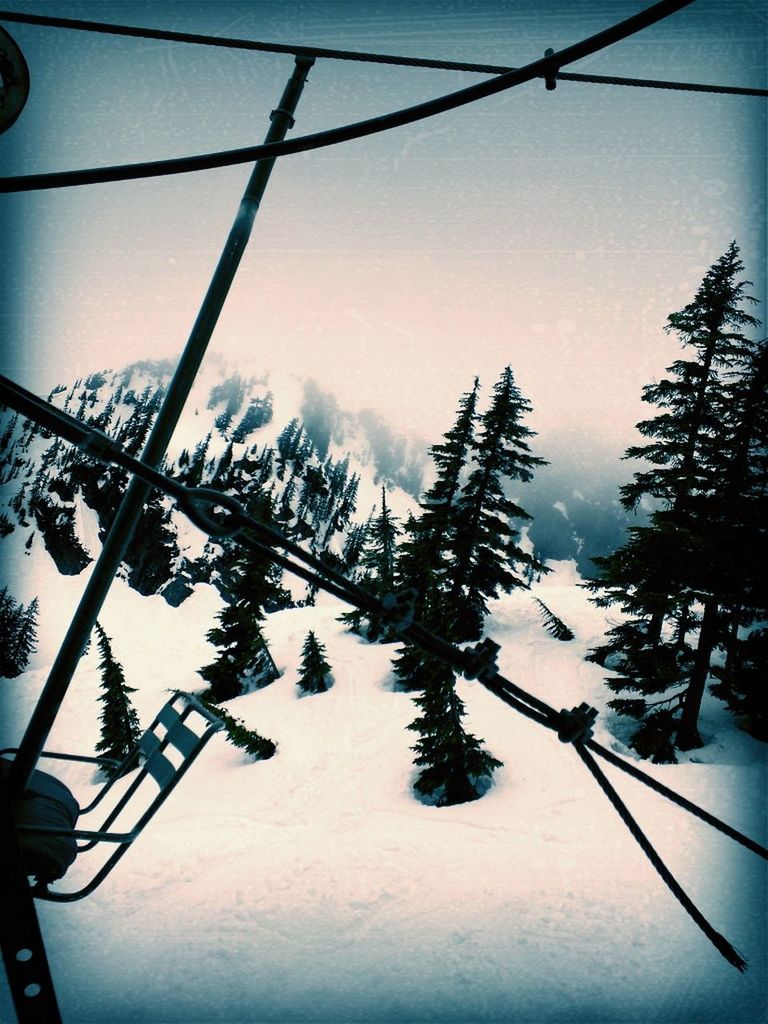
xmin=408 ymin=659 xmax=503 ymax=806
xmin=0 ymin=589 xmax=38 ymax=678
xmin=296 ymin=631 xmax=333 ymax=694
xmin=448 ymin=366 xmax=548 ymax=642
xmin=198 ymin=493 xmax=286 ymax=702
xmin=585 ymin=244 xmax=763 ymax=759
xmin=339 ymin=486 xmax=400 ymax=641
xmin=199 ymin=697 xmax=276 ymax=759
xmin=534 ymin=597 xmax=575 ymax=641
xmin=391 ymin=379 xmax=503 ymax=805
xmin=93 ymin=622 xmax=141 ymax=775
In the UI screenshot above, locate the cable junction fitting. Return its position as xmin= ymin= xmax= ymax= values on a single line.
xmin=381 ymin=588 xmax=418 ymax=631
xmin=543 ymin=48 xmax=558 ymax=90
xmin=463 ymin=638 xmax=501 ymax=682
xmin=556 ymin=702 xmax=598 ymax=744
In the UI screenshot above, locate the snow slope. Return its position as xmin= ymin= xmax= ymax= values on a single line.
xmin=1 ymin=540 xmax=766 ymax=1024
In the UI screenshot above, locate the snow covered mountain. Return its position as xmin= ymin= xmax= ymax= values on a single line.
xmin=0 ymin=360 xmax=766 ymax=1023
xmin=0 ymin=358 xmax=427 ymax=608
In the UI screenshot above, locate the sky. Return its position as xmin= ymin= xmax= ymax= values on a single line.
xmin=0 ymin=0 xmax=765 ymax=455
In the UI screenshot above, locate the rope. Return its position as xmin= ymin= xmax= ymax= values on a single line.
xmin=0 ymin=371 xmax=764 ymax=971
xmin=1 ymin=8 xmax=765 ymax=97
xmin=586 ymin=739 xmax=768 ymax=860
xmin=0 ymin=0 xmax=697 ymax=193
xmin=575 ymin=742 xmax=747 ymax=972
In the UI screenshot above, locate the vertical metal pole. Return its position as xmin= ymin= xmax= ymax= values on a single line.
xmin=9 ymin=56 xmax=315 ymax=794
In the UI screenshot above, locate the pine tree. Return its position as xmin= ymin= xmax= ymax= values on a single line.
xmin=199 ymin=697 xmax=276 ymax=759
xmin=339 ymin=486 xmax=400 ymax=641
xmin=447 ymin=366 xmax=548 ymax=642
xmin=0 ymin=589 xmax=38 ymax=678
xmin=198 ymin=493 xmax=285 ymax=702
xmin=93 ymin=622 xmax=141 ymax=775
xmin=534 ymin=597 xmax=575 ymax=641
xmin=296 ymin=631 xmax=332 ymax=694
xmin=585 ymin=244 xmax=763 ymax=759
xmin=391 ymin=379 xmax=503 ymax=805
xmin=408 ymin=659 xmax=503 ymax=806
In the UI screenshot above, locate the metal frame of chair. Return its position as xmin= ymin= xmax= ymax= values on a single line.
xmin=1 ymin=690 xmax=224 ymax=902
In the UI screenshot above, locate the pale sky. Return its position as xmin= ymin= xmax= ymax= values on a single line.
xmin=0 ymin=0 xmax=765 ymax=453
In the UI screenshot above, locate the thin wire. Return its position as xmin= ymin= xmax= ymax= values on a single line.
xmin=0 ymin=0 xmax=697 ymax=193
xmin=0 ymin=8 xmax=765 ymax=96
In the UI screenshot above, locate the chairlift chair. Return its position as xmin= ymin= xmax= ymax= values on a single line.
xmin=1 ymin=690 xmax=224 ymax=902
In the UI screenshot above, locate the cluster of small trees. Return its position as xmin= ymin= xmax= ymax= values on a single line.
xmin=585 ymin=243 xmax=767 ymax=759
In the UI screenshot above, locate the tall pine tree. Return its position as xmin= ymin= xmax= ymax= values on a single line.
xmin=392 ymin=378 xmax=507 ymax=805
xmin=585 ymin=244 xmax=763 ymax=759
xmin=198 ymin=492 xmax=286 ymax=703
xmin=93 ymin=622 xmax=141 ymax=775
xmin=339 ymin=486 xmax=400 ymax=642
xmin=447 ymin=365 xmax=548 ymax=643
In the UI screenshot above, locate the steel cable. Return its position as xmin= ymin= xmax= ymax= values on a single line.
xmin=0 ymin=8 xmax=765 ymax=96
xmin=0 ymin=0 xmax=696 ymax=193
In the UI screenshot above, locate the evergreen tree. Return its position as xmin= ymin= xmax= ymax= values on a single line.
xmin=391 ymin=379 xmax=504 ymax=805
xmin=199 ymin=696 xmax=276 ymax=759
xmin=448 ymin=366 xmax=548 ymax=642
xmin=534 ymin=597 xmax=574 ymax=641
xmin=339 ymin=486 xmax=400 ymax=641
xmin=125 ymin=492 xmax=180 ymax=596
xmin=296 ymin=631 xmax=332 ymax=694
xmin=585 ymin=244 xmax=763 ymax=759
xmin=93 ymin=622 xmax=141 ymax=775
xmin=198 ymin=493 xmax=286 ymax=702
xmin=408 ymin=659 xmax=503 ymax=806
xmin=0 ymin=589 xmax=38 ymax=678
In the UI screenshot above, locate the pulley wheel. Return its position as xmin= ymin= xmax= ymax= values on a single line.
xmin=0 ymin=26 xmax=30 ymax=134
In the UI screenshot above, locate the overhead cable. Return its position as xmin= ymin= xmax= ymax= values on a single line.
xmin=0 ymin=8 xmax=765 ymax=97
xmin=0 ymin=0 xmax=696 ymax=193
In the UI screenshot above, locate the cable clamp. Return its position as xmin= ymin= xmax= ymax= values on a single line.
xmin=544 ymin=48 xmax=558 ymax=91
xmin=270 ymin=107 xmax=296 ymax=128
xmin=463 ymin=638 xmax=500 ymax=682
xmin=76 ymin=430 xmax=118 ymax=463
xmin=381 ymin=588 xmax=417 ymax=631
xmin=556 ymin=702 xmax=598 ymax=743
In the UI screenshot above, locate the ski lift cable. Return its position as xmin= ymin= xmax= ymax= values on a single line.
xmin=0 ymin=0 xmax=698 ymax=193
xmin=575 ymin=743 xmax=747 ymax=971
xmin=1 ymin=371 xmax=765 ymax=866
xmin=0 ymin=7 xmax=764 ymax=97
xmin=0 ymin=375 xmax=762 ymax=971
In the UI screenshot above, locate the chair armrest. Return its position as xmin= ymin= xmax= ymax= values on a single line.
xmin=16 ymin=823 xmax=138 ymax=844
xmin=0 ymin=748 xmax=122 ymax=769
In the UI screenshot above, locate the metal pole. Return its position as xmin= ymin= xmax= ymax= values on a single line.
xmin=9 ymin=55 xmax=315 ymax=794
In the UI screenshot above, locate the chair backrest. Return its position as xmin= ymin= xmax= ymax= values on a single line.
xmin=34 ymin=692 xmax=225 ymax=902
xmin=139 ymin=697 xmax=218 ymax=791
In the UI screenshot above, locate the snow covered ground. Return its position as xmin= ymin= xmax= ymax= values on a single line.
xmin=1 ymin=539 xmax=766 ymax=1024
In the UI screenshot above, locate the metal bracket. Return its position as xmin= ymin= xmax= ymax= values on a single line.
xmin=556 ymin=702 xmax=598 ymax=743
xmin=544 ymin=48 xmax=558 ymax=90
xmin=463 ymin=638 xmax=500 ymax=682
xmin=381 ymin=588 xmax=417 ymax=631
